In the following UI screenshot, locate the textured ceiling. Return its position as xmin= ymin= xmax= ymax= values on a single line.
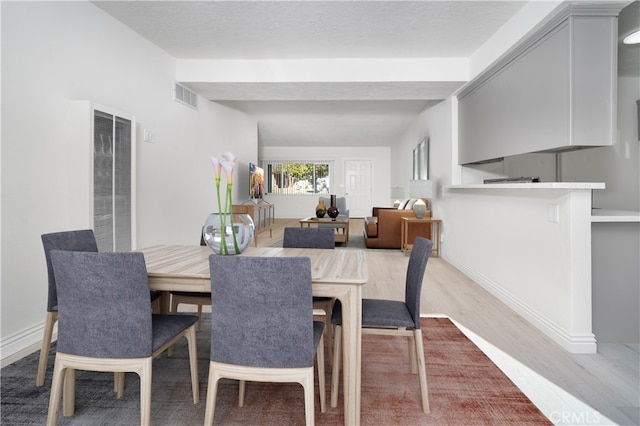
xmin=91 ymin=1 xmax=527 ymax=147
xmin=92 ymin=1 xmax=636 ymax=147
xmin=93 ymin=1 xmax=527 ymax=60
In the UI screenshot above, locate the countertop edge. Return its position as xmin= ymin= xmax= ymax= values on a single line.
xmin=444 ymin=182 xmax=606 ymax=190
xmin=591 ymin=210 xmax=640 ymax=223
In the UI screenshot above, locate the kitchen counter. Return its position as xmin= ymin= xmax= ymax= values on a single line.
xmin=591 ymin=209 xmax=640 ymax=222
xmin=445 ymin=182 xmax=605 ymax=190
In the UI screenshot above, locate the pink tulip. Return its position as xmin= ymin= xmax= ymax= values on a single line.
xmin=209 ymin=152 xmax=240 ymax=254
xmin=221 ymin=161 xmax=234 ymax=184
xmin=210 ymin=156 xmax=222 ymax=180
xmin=222 ymin=152 xmax=237 ymax=164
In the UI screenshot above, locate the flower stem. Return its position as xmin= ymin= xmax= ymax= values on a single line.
xmin=215 ymin=178 xmax=228 ymax=254
xmin=226 ymin=184 xmax=240 ymax=253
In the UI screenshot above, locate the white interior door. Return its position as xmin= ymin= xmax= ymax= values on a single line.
xmin=344 ymin=160 xmax=372 ymax=218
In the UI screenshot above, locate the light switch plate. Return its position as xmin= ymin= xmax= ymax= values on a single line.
xmin=547 ymin=204 xmax=560 ymax=223
xmin=143 ymin=129 xmax=156 ymax=143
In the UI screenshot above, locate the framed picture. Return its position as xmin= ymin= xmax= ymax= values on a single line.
xmin=413 ymin=138 xmax=429 ymax=180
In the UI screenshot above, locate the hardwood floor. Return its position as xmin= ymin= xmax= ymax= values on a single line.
xmin=264 ymin=218 xmax=639 ymax=425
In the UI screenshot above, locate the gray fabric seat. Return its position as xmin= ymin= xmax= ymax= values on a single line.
xmin=204 ymin=255 xmax=326 ymax=425
xmin=37 ymin=230 xmax=99 ymax=387
xmin=332 ymin=298 xmax=417 ymax=328
xmin=331 ymin=237 xmax=434 ymax=413
xmin=46 ymin=251 xmax=199 ymax=426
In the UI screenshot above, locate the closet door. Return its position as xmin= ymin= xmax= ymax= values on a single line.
xmin=93 ymin=109 xmax=133 ymax=252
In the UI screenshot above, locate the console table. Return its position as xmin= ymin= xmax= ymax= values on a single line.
xmin=233 ymin=203 xmax=274 ymax=246
xmin=400 ymin=217 xmax=441 ymax=256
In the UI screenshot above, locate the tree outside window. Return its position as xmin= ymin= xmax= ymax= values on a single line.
xmin=265 ymin=162 xmax=331 ymax=195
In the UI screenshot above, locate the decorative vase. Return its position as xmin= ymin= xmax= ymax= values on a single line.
xmin=202 ymin=213 xmax=254 ymax=255
xmin=315 ymin=200 xmax=327 ymax=218
xmin=412 ymin=198 xmax=427 ymax=219
xmin=327 ymin=194 xmax=339 ymax=220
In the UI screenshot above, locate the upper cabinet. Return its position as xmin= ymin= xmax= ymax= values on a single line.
xmin=457 ymin=4 xmax=621 ymax=165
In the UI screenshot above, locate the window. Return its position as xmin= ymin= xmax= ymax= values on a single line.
xmin=264 ymin=161 xmax=331 ymax=195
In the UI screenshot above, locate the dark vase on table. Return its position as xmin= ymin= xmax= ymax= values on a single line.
xmin=327 ymin=194 xmax=339 ymax=220
xmin=315 ymin=200 xmax=327 ymax=218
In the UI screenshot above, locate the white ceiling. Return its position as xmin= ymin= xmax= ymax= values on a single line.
xmin=92 ymin=1 xmax=637 ymax=147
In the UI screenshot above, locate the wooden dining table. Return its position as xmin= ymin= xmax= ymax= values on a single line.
xmin=139 ymin=244 xmax=368 ymax=426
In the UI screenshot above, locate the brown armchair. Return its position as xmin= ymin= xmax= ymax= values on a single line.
xmin=363 ymin=204 xmax=431 ymax=249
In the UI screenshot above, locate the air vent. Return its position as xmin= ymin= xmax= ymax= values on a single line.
xmin=174 ymin=82 xmax=198 ymax=110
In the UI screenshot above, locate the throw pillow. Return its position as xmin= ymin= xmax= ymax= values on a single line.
xmin=405 ymin=199 xmax=418 ymax=210
xmin=397 ymin=199 xmax=410 ymax=210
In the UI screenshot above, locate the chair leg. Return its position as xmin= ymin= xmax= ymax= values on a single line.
xmin=413 ymin=329 xmax=430 ymax=413
xmin=316 ymin=333 xmax=326 ymax=413
xmin=46 ymin=354 xmax=65 ymax=426
xmin=302 ymin=369 xmax=315 ymax=426
xmin=168 ymin=297 xmax=180 ymax=357
xmin=408 ymin=331 xmax=418 ymax=374
xmin=313 ymin=299 xmax=334 ymax=365
xmin=185 ymin=325 xmax=200 ymax=403
xmin=62 ymin=368 xmax=76 ymax=417
xmin=114 ymin=372 xmax=125 ymax=398
xmin=151 ymin=297 xmax=161 ymax=314
xmin=238 ymin=380 xmax=246 ymax=407
xmin=325 ymin=300 xmax=334 ymax=364
xmin=197 ymin=304 xmax=203 ymax=331
xmin=204 ymin=365 xmax=220 ymax=425
xmin=139 ymin=358 xmax=153 ymax=426
xmin=330 ymin=325 xmax=342 ymax=408
xmin=37 ymin=311 xmax=57 ymax=386
xmin=170 ymin=296 xmax=180 ymax=315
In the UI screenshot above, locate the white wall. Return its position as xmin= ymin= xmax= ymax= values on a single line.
xmin=0 ymin=2 xmax=257 ymax=361
xmin=258 ymin=145 xmax=390 ymax=218
xmin=391 ymin=98 xmax=453 ymax=219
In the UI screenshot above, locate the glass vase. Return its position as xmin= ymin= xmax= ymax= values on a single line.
xmin=202 ymin=213 xmax=255 ymax=255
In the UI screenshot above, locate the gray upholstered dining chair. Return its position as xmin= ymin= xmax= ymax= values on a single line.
xmin=282 ymin=226 xmax=336 ymax=358
xmin=37 ymin=230 xmax=99 ymax=387
xmin=46 ymin=251 xmax=199 ymax=426
xmin=330 ymin=237 xmax=433 ymax=413
xmin=38 ymin=229 xmax=163 ymax=388
xmin=169 ymin=230 xmax=210 ymax=330
xmin=204 ymin=255 xmax=326 ymax=426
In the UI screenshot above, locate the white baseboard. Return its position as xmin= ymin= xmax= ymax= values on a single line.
xmin=1 ymin=320 xmax=55 ymax=367
xmin=443 ymin=253 xmax=596 ymax=354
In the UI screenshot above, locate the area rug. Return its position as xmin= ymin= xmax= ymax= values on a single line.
xmin=1 ymin=317 xmax=550 ymax=425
